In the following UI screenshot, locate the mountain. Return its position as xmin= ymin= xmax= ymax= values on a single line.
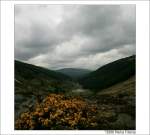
xmin=56 ymin=68 xmax=91 ymax=79
xmin=79 ymin=55 xmax=135 ymax=91
xmin=15 ymin=60 xmax=79 ymax=96
xmin=15 ymin=60 xmax=71 ymax=82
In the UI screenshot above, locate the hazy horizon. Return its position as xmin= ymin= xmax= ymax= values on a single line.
xmin=15 ymin=54 xmax=135 ymax=71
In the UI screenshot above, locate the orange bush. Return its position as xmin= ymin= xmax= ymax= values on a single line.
xmin=15 ymin=94 xmax=98 ymax=130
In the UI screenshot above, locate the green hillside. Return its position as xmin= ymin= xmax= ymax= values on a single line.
xmin=15 ymin=60 xmax=71 ymax=81
xmin=79 ymin=55 xmax=135 ymax=91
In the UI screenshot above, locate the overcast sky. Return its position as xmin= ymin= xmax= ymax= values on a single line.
xmin=15 ymin=5 xmax=136 ymax=70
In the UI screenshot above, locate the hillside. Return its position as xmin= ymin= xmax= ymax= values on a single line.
xmin=79 ymin=55 xmax=135 ymax=91
xmin=15 ymin=60 xmax=77 ymax=97
xmin=97 ymin=76 xmax=135 ymax=96
xmin=15 ymin=60 xmax=71 ymax=81
xmin=94 ymin=76 xmax=136 ymax=130
xmin=15 ymin=60 xmax=78 ymax=119
xmin=56 ymin=68 xmax=91 ymax=79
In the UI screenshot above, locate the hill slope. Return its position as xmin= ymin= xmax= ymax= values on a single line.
xmin=15 ymin=60 xmax=71 ymax=81
xmin=95 ymin=76 xmax=136 ymax=130
xmin=79 ymin=55 xmax=135 ymax=91
xmin=56 ymin=68 xmax=91 ymax=79
xmin=97 ymin=76 xmax=135 ymax=96
xmin=15 ymin=60 xmax=76 ymax=119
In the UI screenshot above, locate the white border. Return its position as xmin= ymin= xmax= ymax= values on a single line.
xmin=0 ymin=1 xmax=149 ymax=135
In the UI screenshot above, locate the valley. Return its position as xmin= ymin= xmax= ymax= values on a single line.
xmin=15 ymin=55 xmax=136 ymax=130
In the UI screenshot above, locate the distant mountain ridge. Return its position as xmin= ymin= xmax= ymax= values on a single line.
xmin=79 ymin=55 xmax=135 ymax=91
xmin=56 ymin=68 xmax=92 ymax=79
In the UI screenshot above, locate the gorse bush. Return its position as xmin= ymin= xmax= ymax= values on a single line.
xmin=15 ymin=94 xmax=98 ymax=130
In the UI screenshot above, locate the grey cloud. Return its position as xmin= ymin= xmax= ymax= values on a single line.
xmin=15 ymin=5 xmax=136 ymax=70
xmin=59 ymin=5 xmax=135 ymax=55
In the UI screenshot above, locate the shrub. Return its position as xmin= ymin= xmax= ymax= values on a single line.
xmin=15 ymin=94 xmax=98 ymax=130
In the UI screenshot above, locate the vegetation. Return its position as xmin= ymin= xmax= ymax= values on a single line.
xmin=15 ymin=60 xmax=71 ymax=81
xmin=15 ymin=60 xmax=78 ymax=121
xmin=15 ymin=94 xmax=98 ymax=130
xmin=15 ymin=76 xmax=135 ymax=130
xmin=79 ymin=55 xmax=135 ymax=91
xmin=15 ymin=55 xmax=136 ymax=130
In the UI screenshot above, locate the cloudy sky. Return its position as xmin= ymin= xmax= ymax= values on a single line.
xmin=15 ymin=5 xmax=136 ymax=70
